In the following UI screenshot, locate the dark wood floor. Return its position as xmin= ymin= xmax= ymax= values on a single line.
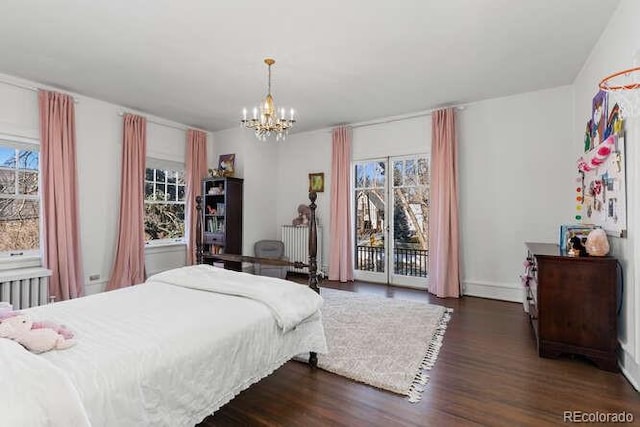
xmin=198 ymin=280 xmax=640 ymax=426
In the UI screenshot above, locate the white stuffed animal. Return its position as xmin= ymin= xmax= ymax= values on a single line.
xmin=0 ymin=314 xmax=75 ymax=353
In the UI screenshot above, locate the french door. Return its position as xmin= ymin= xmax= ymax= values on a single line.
xmin=353 ymin=155 xmax=429 ymax=288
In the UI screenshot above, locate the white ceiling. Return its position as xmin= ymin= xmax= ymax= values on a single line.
xmin=0 ymin=0 xmax=620 ymax=133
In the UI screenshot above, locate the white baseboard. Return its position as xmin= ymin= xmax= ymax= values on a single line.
xmin=462 ymin=280 xmax=524 ymax=303
xmin=619 ymin=347 xmax=640 ymax=391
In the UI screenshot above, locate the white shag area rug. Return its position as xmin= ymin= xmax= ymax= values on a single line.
xmin=317 ymin=288 xmax=452 ymax=402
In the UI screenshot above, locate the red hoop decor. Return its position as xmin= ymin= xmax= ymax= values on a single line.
xmin=599 ymin=66 xmax=640 ymax=91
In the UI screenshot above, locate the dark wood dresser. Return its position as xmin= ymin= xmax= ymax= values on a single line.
xmin=523 ymin=242 xmax=619 ymax=371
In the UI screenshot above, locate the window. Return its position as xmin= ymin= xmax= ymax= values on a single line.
xmin=144 ymin=162 xmax=186 ymax=244
xmin=0 ymin=143 xmax=40 ymax=257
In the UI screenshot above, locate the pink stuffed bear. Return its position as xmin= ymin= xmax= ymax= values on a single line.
xmin=0 ymin=314 xmax=75 ymax=353
xmin=0 ymin=309 xmax=74 ymax=340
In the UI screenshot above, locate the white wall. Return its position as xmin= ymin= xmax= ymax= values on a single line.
xmin=571 ymin=0 xmax=640 ymax=388
xmin=459 ymin=86 xmax=574 ymax=300
xmin=0 ymin=73 xmax=214 ymax=294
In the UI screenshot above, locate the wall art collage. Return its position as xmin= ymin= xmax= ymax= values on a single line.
xmin=575 ymin=91 xmax=627 ymax=237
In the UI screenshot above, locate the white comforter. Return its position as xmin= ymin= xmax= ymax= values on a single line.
xmin=0 ymin=339 xmax=90 ymax=427
xmin=147 ymin=264 xmax=323 ymax=332
xmin=0 ymin=268 xmax=327 ymax=427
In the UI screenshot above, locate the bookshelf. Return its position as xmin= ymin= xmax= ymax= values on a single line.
xmin=201 ymin=177 xmax=243 ymax=271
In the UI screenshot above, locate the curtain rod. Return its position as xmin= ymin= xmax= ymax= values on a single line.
xmin=349 ymin=103 xmax=468 ymax=130
xmin=117 ymin=111 xmax=208 ymax=133
xmin=0 ymin=77 xmax=79 ymax=103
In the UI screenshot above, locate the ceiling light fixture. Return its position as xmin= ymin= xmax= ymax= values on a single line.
xmin=241 ymin=58 xmax=295 ymax=141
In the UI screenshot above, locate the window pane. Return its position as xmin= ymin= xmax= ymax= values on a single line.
xmin=364 ymin=163 xmax=375 ymax=187
xmin=176 ymin=171 xmax=185 ymax=185
xmin=154 ymin=184 xmax=166 ymax=201
xmin=155 ymin=169 xmax=166 ymax=182
xmin=0 ymin=199 xmax=39 ymax=252
xmin=18 ymin=150 xmax=38 ymax=170
xmin=0 ymin=147 xmax=15 ymax=167
xmin=404 ymin=160 xmax=416 ymax=187
xmin=0 ymin=170 xmax=15 ymax=194
xmin=167 ymin=184 xmax=176 ymax=201
xmin=374 ymin=162 xmax=385 ymax=188
xmin=354 ymin=188 xmax=385 ymax=273
xmin=393 ymin=161 xmax=403 ymax=187
xmin=167 ymin=171 xmax=176 ymax=184
xmin=178 ymin=185 xmax=185 ymax=201
xmin=417 ymin=158 xmax=429 ymax=186
xmin=144 ymin=202 xmax=185 ymax=241
xmin=355 ymin=164 xmax=364 ymax=188
xmin=145 ymin=182 xmax=154 ymax=198
xmin=145 ymin=168 xmax=154 ymax=181
xmin=18 ymin=171 xmax=38 ymax=195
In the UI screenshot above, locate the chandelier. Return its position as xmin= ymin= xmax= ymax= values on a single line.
xmin=241 ymin=58 xmax=295 ymax=141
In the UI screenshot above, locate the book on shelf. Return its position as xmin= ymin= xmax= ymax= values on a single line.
xmin=210 ymin=245 xmax=224 ymax=254
xmin=206 ymin=218 xmax=225 ymax=233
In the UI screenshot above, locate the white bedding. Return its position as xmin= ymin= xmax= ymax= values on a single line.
xmin=148 ymin=264 xmax=323 ymax=332
xmin=0 ymin=339 xmax=90 ymax=427
xmin=0 ymin=270 xmax=327 ymax=427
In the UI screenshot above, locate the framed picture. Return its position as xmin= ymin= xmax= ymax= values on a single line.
xmin=308 ymin=172 xmax=324 ymax=192
xmin=218 ymin=154 xmax=235 ymax=176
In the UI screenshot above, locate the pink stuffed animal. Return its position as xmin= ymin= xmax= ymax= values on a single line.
xmin=0 ymin=310 xmax=74 ymax=340
xmin=0 ymin=314 xmax=75 ymax=353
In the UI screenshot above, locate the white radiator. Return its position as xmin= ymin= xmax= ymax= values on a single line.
xmin=281 ymin=225 xmax=322 ymax=274
xmin=0 ymin=267 xmax=52 ymax=309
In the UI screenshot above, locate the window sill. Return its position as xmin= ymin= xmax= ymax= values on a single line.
xmin=0 ymin=255 xmax=42 ymax=271
xmin=145 ymin=241 xmax=187 ymax=255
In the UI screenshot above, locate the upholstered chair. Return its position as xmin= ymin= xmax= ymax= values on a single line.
xmin=254 ymin=240 xmax=289 ymax=279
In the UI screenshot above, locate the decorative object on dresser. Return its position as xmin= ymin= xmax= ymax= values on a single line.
xmin=522 ymin=242 xmax=619 ymax=371
xmin=200 ymin=177 xmax=243 ymax=271
xmin=585 ymin=228 xmax=610 ymax=256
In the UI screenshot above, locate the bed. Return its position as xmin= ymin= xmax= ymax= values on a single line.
xmin=0 ymin=193 xmax=327 ymax=427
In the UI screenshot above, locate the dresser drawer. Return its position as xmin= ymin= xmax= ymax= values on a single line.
xmin=527 ymin=290 xmax=537 ymax=320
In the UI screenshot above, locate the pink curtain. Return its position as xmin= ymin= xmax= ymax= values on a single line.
xmin=185 ymin=129 xmax=207 ymax=265
xmin=428 ymin=108 xmax=460 ymax=298
xmin=107 ymin=114 xmax=147 ymax=291
xmin=329 ymin=126 xmax=354 ymax=282
xmin=39 ymin=90 xmax=84 ymax=301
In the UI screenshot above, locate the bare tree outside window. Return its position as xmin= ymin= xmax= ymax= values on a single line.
xmin=144 ymin=168 xmax=186 ymax=242
xmin=0 ymin=147 xmax=40 ymax=253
